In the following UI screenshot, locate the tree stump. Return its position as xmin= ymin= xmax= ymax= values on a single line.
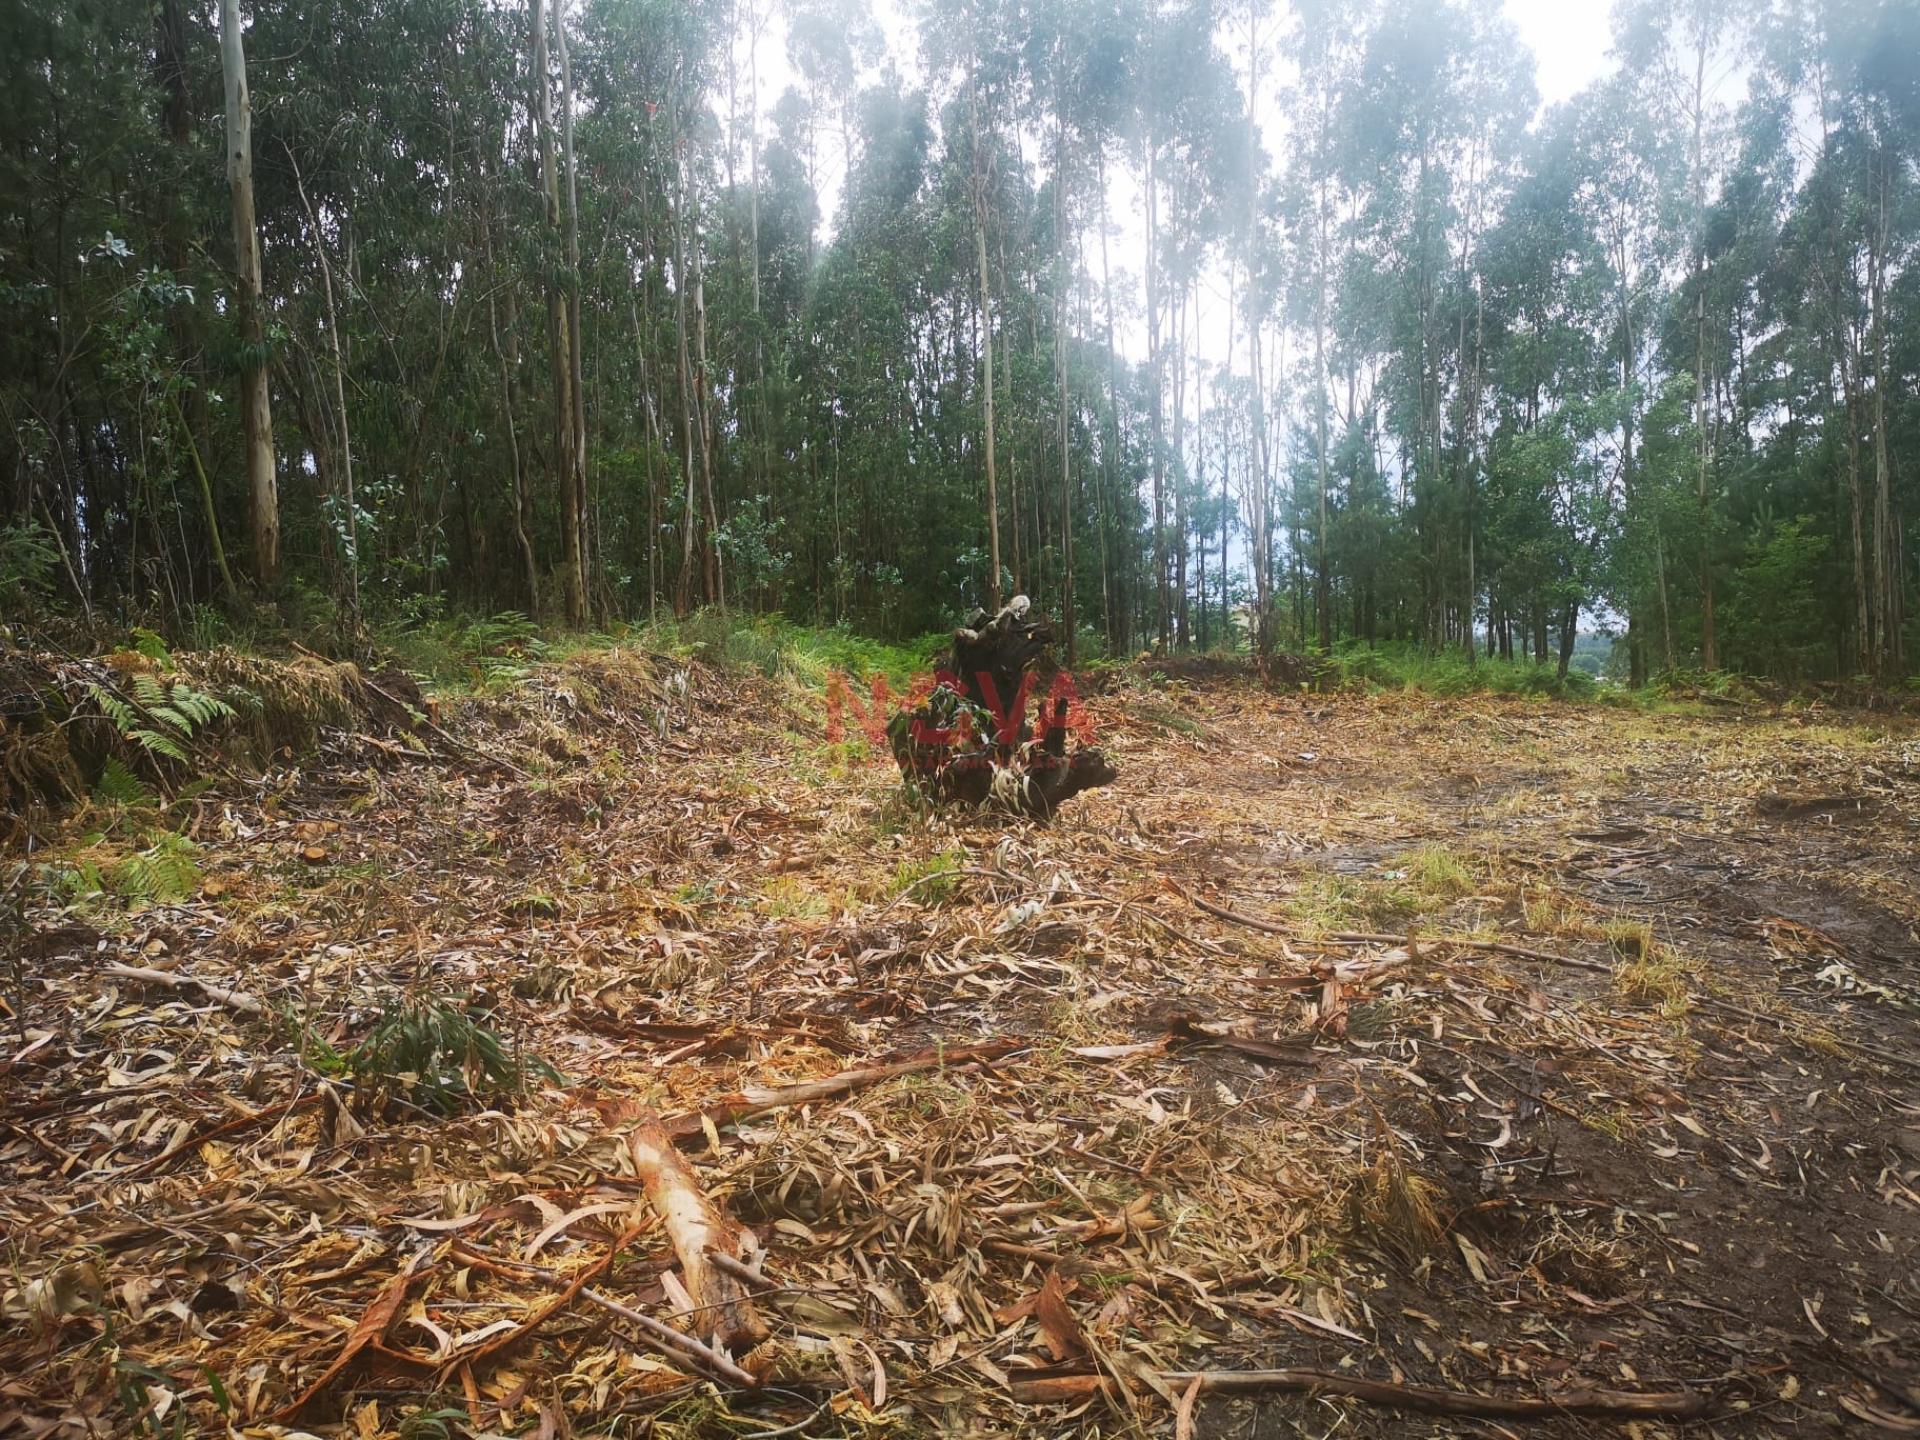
xmin=887 ymin=597 xmax=1117 ymax=819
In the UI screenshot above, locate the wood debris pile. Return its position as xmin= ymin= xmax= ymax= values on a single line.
xmin=2 ymin=652 xmax=1918 ymax=1437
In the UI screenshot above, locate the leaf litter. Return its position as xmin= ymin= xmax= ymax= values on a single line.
xmin=3 ymin=651 xmax=1919 ymax=1436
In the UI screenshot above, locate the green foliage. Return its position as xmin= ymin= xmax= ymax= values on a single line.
xmin=87 ymin=672 xmax=236 ymax=765
xmin=1321 ymin=642 xmax=1597 ymax=700
xmin=657 ymin=612 xmax=945 ymax=689
xmin=57 ymin=832 xmax=203 ymax=907
xmin=349 ymin=999 xmax=560 ymax=1115
xmin=1401 ymin=845 xmax=1474 ymax=900
xmin=0 ymin=520 xmax=59 ymax=609
xmin=2 ymin=0 xmax=1914 ymax=688
xmin=887 ymin=848 xmax=965 ymax=905
xmin=1725 ymin=518 xmax=1832 ymax=683
xmin=462 ymin=611 xmax=544 ymax=659
xmin=93 ymin=757 xmax=157 ymax=810
xmin=113 ymin=833 xmax=201 ymax=905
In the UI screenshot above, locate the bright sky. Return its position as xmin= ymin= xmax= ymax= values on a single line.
xmin=745 ymin=0 xmax=1620 ymax=248
xmin=737 ymin=0 xmax=1622 ymax=361
xmin=1504 ymin=0 xmax=1618 ymax=109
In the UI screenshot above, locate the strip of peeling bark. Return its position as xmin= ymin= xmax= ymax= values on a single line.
xmin=627 ymin=1118 xmax=767 ymax=1348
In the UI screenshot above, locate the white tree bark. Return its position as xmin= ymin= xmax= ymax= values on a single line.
xmin=220 ymin=0 xmax=278 ymax=586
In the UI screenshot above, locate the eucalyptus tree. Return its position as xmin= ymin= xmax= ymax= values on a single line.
xmin=220 ymin=0 xmax=279 ymax=586
xmin=1615 ymin=0 xmax=1748 ymax=669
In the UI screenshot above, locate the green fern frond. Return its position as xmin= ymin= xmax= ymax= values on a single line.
xmin=129 ymin=628 xmax=174 ymax=669
xmin=95 ymin=758 xmax=157 ymax=809
xmin=110 ymin=833 xmax=200 ymax=905
xmin=174 ymin=690 xmax=234 ymax=727
xmin=128 ymin=728 xmax=190 ymax=762
xmin=87 ymin=684 xmax=138 ymax=733
xmin=148 ymin=704 xmax=193 ymax=734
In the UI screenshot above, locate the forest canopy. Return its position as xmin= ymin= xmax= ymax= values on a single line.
xmin=2 ymin=0 xmax=1916 ymax=685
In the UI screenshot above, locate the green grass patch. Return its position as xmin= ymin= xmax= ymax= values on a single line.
xmin=1321 ymin=640 xmax=1598 ymax=700
xmin=756 ymin=874 xmax=834 ymax=920
xmin=1400 ymin=844 xmax=1475 ymax=900
xmin=886 ymin=848 xmax=965 ymax=905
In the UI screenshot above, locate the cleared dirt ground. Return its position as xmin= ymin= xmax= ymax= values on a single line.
xmin=4 ymin=654 xmax=1918 ymax=1437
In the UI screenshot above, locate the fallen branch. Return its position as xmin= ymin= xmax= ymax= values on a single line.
xmin=112 ymin=1090 xmax=319 ymax=1179
xmin=1184 ymin=894 xmax=1612 ymax=974
xmin=581 ymin=1286 xmax=759 ymax=1389
xmin=436 ymin=1227 xmax=639 ymax=1379
xmin=1693 ymin=994 xmax=1920 ymax=1075
xmin=103 ymin=963 xmax=267 ymax=1015
xmin=1168 ymin=1013 xmax=1316 ymax=1067
xmin=1009 ymin=1366 xmax=1715 ymax=1420
xmin=355 ymin=666 xmax=535 ymax=781
xmin=660 ymin=1039 xmax=1021 ymax=1138
xmin=627 ymin=1118 xmax=768 ymax=1347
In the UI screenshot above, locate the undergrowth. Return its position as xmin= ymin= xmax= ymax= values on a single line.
xmin=1319 ymin=641 xmax=1599 ymax=700
xmin=326 ymin=998 xmax=561 ymax=1115
xmin=886 ymin=848 xmax=965 ymax=904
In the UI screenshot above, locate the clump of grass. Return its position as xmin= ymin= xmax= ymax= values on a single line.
xmin=1282 ymin=874 xmax=1364 ymax=933
xmin=1520 ymin=884 xmax=1592 ymax=936
xmin=1581 ymin=1106 xmax=1633 ymax=1142
xmin=1320 ymin=641 xmax=1599 ymax=700
xmin=886 ymin=848 xmax=964 ymax=905
xmin=658 ymin=611 xmax=943 ymax=689
xmin=1284 ymin=870 xmax=1440 ymax=932
xmin=1349 ymin=1146 xmax=1444 ymax=1262
xmin=1124 ymin=696 xmax=1210 ymax=738
xmin=757 ymin=874 xmax=832 ymax=919
xmin=870 ymin=785 xmax=932 ymax=835
xmin=1527 ymin=1218 xmax=1628 ymax=1296
xmin=1606 ymin=919 xmax=1691 ymax=1018
xmin=1043 ymin=994 xmax=1108 ymax=1048
xmin=1403 ymin=844 xmax=1474 ymax=900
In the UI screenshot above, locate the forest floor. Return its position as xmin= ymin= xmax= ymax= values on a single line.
xmin=4 ymin=648 xmax=1920 ymax=1438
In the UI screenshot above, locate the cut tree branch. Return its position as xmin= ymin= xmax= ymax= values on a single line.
xmin=627 ymin=1117 xmax=768 ymax=1347
xmin=1010 ymin=1366 xmax=1717 ymax=1420
xmin=660 ymin=1039 xmax=1021 ymax=1137
xmin=103 ymin=963 xmax=266 ymax=1016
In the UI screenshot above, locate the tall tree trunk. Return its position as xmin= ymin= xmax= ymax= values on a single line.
xmin=1098 ymin=148 xmax=1124 ymax=652
xmin=673 ymin=119 xmax=701 ymax=615
xmin=970 ymin=74 xmax=1002 ymax=610
xmin=492 ymin=290 xmax=540 ymax=614
xmin=1054 ymin=61 xmax=1074 ymax=664
xmin=1690 ymin=21 xmax=1717 ymax=670
xmin=220 ymin=0 xmax=278 ymax=587
xmin=1248 ymin=311 xmax=1273 ymax=660
xmin=530 ymin=0 xmax=583 ymax=624
xmin=692 ymin=219 xmax=724 ymax=609
xmin=486 ymin=177 xmax=540 ymax=613
xmin=1003 ymin=236 xmax=1022 ymax=595
xmin=156 ymin=0 xmax=223 ymax=598
xmin=289 ymin=156 xmax=359 ymax=619
xmin=556 ymin=0 xmax=589 ymax=621
xmin=1313 ymin=177 xmax=1332 ymax=653
xmin=1145 ymin=136 xmax=1168 ymax=650
xmin=1870 ymin=153 xmax=1900 ymax=679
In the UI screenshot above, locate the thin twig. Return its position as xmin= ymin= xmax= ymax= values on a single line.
xmin=581 ymin=1287 xmax=759 ymax=1389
